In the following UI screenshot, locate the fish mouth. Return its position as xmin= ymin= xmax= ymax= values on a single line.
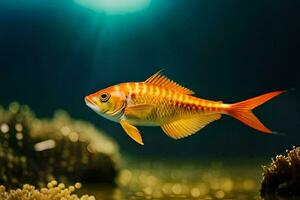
xmin=84 ymin=96 xmax=110 ymax=114
xmin=85 ymin=96 xmax=98 ymax=111
xmin=84 ymin=96 xmax=93 ymax=105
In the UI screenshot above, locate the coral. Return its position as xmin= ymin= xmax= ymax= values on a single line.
xmin=0 ymin=180 xmax=95 ymax=200
xmin=260 ymin=146 xmax=300 ymax=198
xmin=0 ymin=102 xmax=119 ymax=189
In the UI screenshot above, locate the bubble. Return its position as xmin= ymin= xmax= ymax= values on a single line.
xmin=171 ymin=183 xmax=182 ymax=194
xmin=68 ymin=186 xmax=75 ymax=192
xmin=51 ymin=180 xmax=58 ymax=186
xmin=119 ymin=169 xmax=132 ymax=186
xmin=221 ymin=178 xmax=233 ymax=191
xmin=61 ymin=126 xmax=71 ymax=136
xmin=162 ymin=183 xmax=172 ymax=194
xmin=16 ymin=132 xmax=23 ymax=140
xmin=215 ymin=190 xmax=225 ymax=199
xmin=58 ymin=183 xmax=65 ymax=189
xmin=15 ymin=123 xmax=23 ymax=132
xmin=75 ymin=182 xmax=82 ymax=189
xmin=0 ymin=123 xmax=9 ymax=133
xmin=190 ymin=187 xmax=201 ymax=197
xmin=9 ymin=102 xmax=19 ymax=113
xmin=68 ymin=132 xmax=79 ymax=142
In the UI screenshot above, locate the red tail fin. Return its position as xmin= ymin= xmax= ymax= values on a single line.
xmin=227 ymin=90 xmax=285 ymax=133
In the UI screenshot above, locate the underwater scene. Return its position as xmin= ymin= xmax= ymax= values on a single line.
xmin=0 ymin=0 xmax=300 ymax=200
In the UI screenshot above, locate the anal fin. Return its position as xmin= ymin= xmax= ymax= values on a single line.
xmin=120 ymin=120 xmax=144 ymax=145
xmin=161 ymin=114 xmax=221 ymax=139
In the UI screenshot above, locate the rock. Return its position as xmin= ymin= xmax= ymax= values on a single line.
xmin=0 ymin=102 xmax=120 ymax=188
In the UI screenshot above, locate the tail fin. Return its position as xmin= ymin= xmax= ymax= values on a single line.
xmin=227 ymin=90 xmax=285 ymax=133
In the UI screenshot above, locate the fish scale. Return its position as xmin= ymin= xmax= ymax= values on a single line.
xmin=121 ymin=82 xmax=223 ymax=125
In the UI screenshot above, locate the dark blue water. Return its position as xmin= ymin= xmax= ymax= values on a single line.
xmin=0 ymin=0 xmax=299 ymax=158
xmin=0 ymin=2 xmax=299 ymax=199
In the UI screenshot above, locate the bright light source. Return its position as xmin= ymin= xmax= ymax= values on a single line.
xmin=75 ymin=0 xmax=151 ymax=14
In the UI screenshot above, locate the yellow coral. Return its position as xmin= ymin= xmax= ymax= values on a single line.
xmin=0 ymin=102 xmax=119 ymax=188
xmin=0 ymin=181 xmax=94 ymax=200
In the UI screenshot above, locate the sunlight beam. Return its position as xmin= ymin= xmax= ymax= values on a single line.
xmin=75 ymin=0 xmax=151 ymax=14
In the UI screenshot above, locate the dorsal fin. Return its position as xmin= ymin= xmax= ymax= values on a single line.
xmin=145 ymin=70 xmax=195 ymax=95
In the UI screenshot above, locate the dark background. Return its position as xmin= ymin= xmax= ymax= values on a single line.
xmin=0 ymin=0 xmax=299 ymax=158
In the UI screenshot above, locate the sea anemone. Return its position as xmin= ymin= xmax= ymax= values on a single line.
xmin=0 ymin=102 xmax=119 ymax=188
xmin=260 ymin=146 xmax=300 ymax=199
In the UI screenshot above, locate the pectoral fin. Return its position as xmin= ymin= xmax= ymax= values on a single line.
xmin=125 ymin=104 xmax=154 ymax=119
xmin=120 ymin=120 xmax=144 ymax=145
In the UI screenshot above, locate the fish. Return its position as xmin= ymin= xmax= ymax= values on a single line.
xmin=85 ymin=70 xmax=285 ymax=145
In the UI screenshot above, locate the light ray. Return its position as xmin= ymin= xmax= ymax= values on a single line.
xmin=75 ymin=0 xmax=151 ymax=14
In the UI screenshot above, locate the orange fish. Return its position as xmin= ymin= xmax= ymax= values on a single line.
xmin=85 ymin=70 xmax=285 ymax=145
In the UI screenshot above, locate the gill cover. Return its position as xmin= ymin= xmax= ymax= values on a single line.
xmin=105 ymin=91 xmax=126 ymax=116
xmin=87 ymin=88 xmax=126 ymax=117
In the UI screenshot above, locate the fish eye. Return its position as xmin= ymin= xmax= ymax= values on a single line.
xmin=100 ymin=93 xmax=110 ymax=102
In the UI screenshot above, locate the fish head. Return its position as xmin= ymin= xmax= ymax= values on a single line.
xmin=85 ymin=85 xmax=126 ymax=120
